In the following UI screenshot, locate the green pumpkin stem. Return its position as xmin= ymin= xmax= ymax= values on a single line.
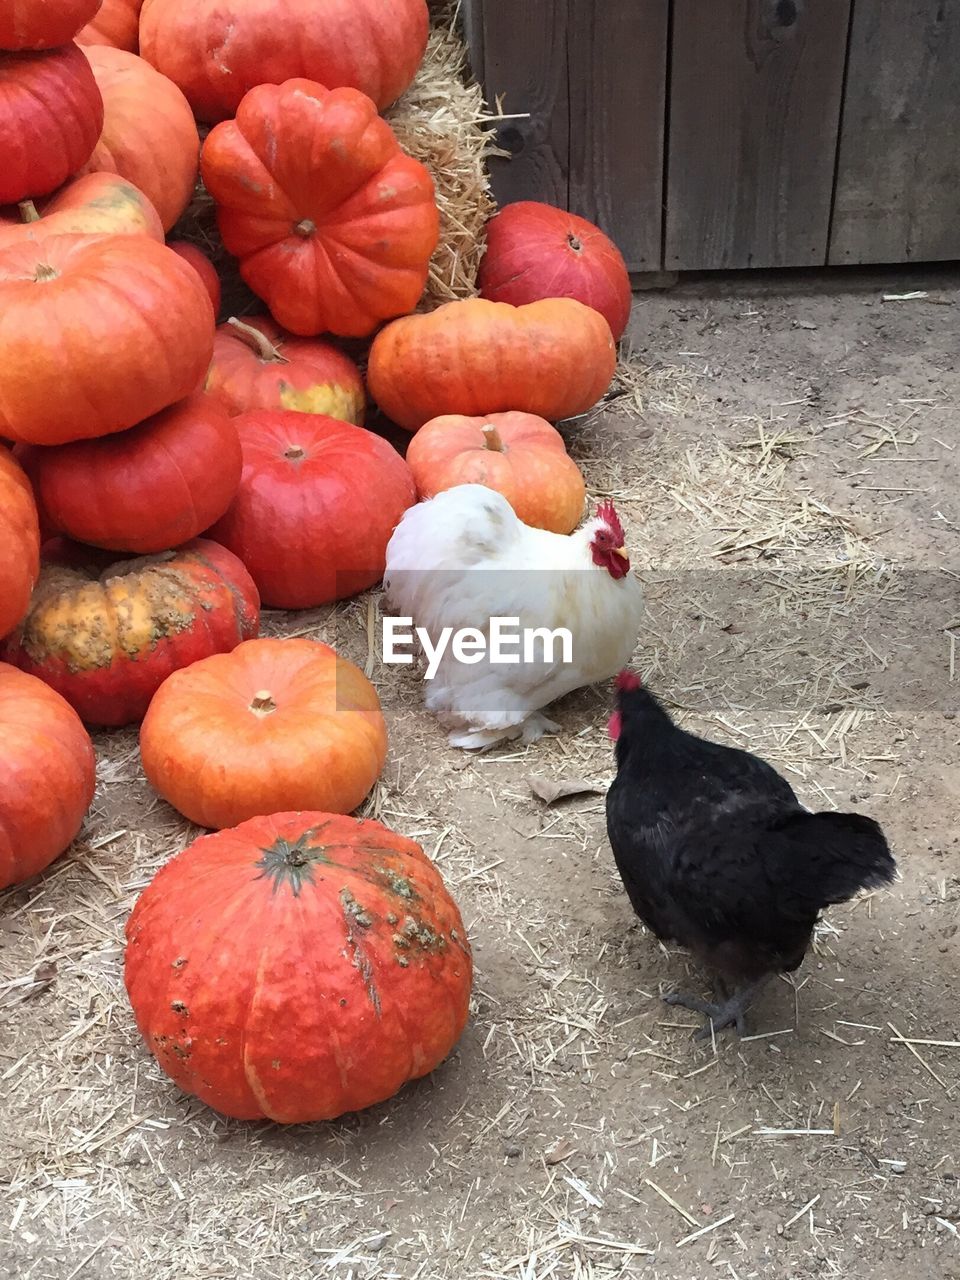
xmin=227 ymin=316 xmax=288 ymax=365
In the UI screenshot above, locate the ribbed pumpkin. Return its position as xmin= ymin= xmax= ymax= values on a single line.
xmin=210 ymin=412 xmax=416 ymax=608
xmin=167 ymin=242 xmax=221 ymax=314
xmin=479 ymin=202 xmax=632 ymax=341
xmin=141 ymin=637 xmax=387 ymax=828
xmin=0 ymin=234 xmax=215 ymax=445
xmin=204 ymin=317 xmax=364 ymax=423
xmin=21 ymin=396 xmax=241 ymax=553
xmin=139 ymin=0 xmax=428 ymax=123
xmin=0 ymin=0 xmax=102 ymax=51
xmin=0 ymin=445 xmax=40 ymax=639
xmin=76 ymin=0 xmax=143 ymax=51
xmin=200 ymin=80 xmax=439 ymax=337
xmin=0 ymin=44 xmax=103 ymax=204
xmin=367 ymin=298 xmax=616 ymax=431
xmin=124 ymin=811 xmax=472 ymax=1121
xmin=0 ymin=664 xmax=96 ymax=891
xmin=79 ymin=46 xmax=199 ymax=232
xmin=0 ymin=539 xmax=259 ymax=726
xmin=0 ymin=173 xmax=163 ymax=249
xmin=406 ymin=412 xmax=586 ymax=535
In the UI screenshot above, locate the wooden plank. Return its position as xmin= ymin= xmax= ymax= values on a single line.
xmin=567 ymin=1 xmax=669 ymax=271
xmin=460 ymin=0 xmax=485 ymax=84
xmin=830 ymin=2 xmax=960 ymax=264
xmin=665 ymin=0 xmax=852 ymax=271
xmin=476 ymin=0 xmax=570 ymax=210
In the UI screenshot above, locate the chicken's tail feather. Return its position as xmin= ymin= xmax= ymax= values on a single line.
xmin=772 ymin=811 xmax=896 ymax=909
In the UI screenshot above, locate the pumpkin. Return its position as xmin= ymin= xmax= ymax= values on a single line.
xmin=0 ymin=234 xmax=215 ymax=445
xmin=21 ymin=395 xmax=241 ymax=554
xmin=204 ymin=316 xmax=364 ymax=423
xmin=0 ymin=445 xmax=40 ymax=639
xmin=406 ymin=412 xmax=586 ymax=535
xmin=210 ymin=412 xmax=415 ymax=608
xmin=124 ymin=810 xmax=472 ymax=1121
xmin=76 ymin=0 xmax=142 ymax=51
xmin=0 ymin=0 xmax=102 ymax=51
xmin=479 ymin=202 xmax=632 ymax=342
xmin=139 ymin=0 xmax=428 ymax=124
xmin=0 ymin=539 xmax=259 ymax=726
xmin=140 ymin=637 xmax=387 ymax=828
xmin=0 ymin=173 xmax=163 ymax=250
xmin=200 ymin=80 xmax=439 ymax=337
xmin=167 ymin=242 xmax=221 ymax=314
xmin=0 ymin=664 xmax=96 ymax=891
xmin=367 ymin=297 xmax=617 ymax=431
xmin=79 ymin=46 xmax=199 ymax=232
xmin=0 ymin=45 xmax=103 ymax=205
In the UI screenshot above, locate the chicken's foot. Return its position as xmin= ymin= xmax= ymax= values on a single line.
xmin=663 ymin=978 xmax=767 ymax=1040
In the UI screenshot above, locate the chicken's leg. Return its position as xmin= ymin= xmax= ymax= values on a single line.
xmin=663 ymin=977 xmax=768 ymax=1040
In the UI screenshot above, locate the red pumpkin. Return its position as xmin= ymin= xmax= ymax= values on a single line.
xmin=0 ymin=664 xmax=96 ymax=891
xmin=210 ymin=412 xmax=415 ymax=608
xmin=200 ymin=80 xmax=439 ymax=337
xmin=479 ymin=202 xmax=632 ymax=342
xmin=0 ymin=45 xmax=104 ymax=204
xmin=406 ymin=412 xmax=586 ymax=535
xmin=0 ymin=0 xmax=102 ymax=51
xmin=167 ymin=241 xmax=220 ymax=314
xmin=0 ymin=234 xmax=215 ymax=445
xmin=124 ymin=811 xmax=472 ymax=1121
xmin=204 ymin=316 xmax=364 ymax=423
xmin=1 ymin=539 xmax=259 ymax=726
xmin=76 ymin=0 xmax=143 ymax=51
xmin=0 ymin=173 xmax=163 ymax=249
xmin=141 ymin=637 xmax=387 ymax=828
xmin=139 ymin=0 xmax=428 ymax=124
xmin=79 ymin=46 xmax=199 ymax=232
xmin=0 ymin=445 xmax=40 ymax=639
xmin=21 ymin=395 xmax=241 ymax=554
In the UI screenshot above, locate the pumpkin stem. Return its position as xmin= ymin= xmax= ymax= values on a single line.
xmin=18 ymin=201 xmax=40 ymax=224
xmin=33 ymin=262 xmax=59 ymax=283
xmin=294 ymin=218 xmax=317 ymax=238
xmin=567 ymin=233 xmax=583 ymax=253
xmin=250 ymin=689 xmax=277 ymax=716
xmin=481 ymin=424 xmax=504 ymax=452
xmin=227 ymin=316 xmax=288 ymax=365
xmin=284 ymin=444 xmax=306 ymax=461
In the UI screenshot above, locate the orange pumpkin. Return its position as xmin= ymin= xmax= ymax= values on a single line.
xmin=0 ymin=445 xmax=40 ymax=639
xmin=76 ymin=0 xmax=143 ymax=51
xmin=367 ymin=297 xmax=616 ymax=431
xmin=200 ymin=80 xmax=439 ymax=337
xmin=124 ymin=810 xmax=472 ymax=1122
xmin=0 ymin=0 xmax=102 ymax=51
xmin=406 ymin=412 xmax=586 ymax=535
xmin=79 ymin=46 xmax=199 ymax=232
xmin=0 ymin=234 xmax=215 ymax=445
xmin=204 ymin=316 xmax=364 ymax=422
xmin=0 ymin=664 xmax=96 ymax=891
xmin=0 ymin=173 xmax=163 ymax=249
xmin=167 ymin=241 xmax=221 ymax=314
xmin=140 ymin=637 xmax=387 ymax=828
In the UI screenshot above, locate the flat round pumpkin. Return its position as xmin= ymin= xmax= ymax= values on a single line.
xmin=124 ymin=811 xmax=471 ymax=1121
xmin=140 ymin=636 xmax=387 ymax=828
xmin=0 ymin=173 xmax=164 ymax=250
xmin=0 ymin=0 xmax=102 ymax=51
xmin=167 ymin=242 xmax=221 ymax=314
xmin=0 ymin=445 xmax=40 ymax=639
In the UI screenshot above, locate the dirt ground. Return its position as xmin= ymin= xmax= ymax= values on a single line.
xmin=2 ymin=267 xmax=959 ymax=1280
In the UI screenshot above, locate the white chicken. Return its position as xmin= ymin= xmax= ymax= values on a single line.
xmin=383 ymin=484 xmax=644 ymax=749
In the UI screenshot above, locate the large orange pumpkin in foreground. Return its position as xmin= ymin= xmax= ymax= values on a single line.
xmin=141 ymin=637 xmax=387 ymax=828
xmin=204 ymin=317 xmax=364 ymax=423
xmin=367 ymin=297 xmax=616 ymax=431
xmin=0 ymin=234 xmax=215 ymax=445
xmin=0 ymin=445 xmax=40 ymax=639
xmin=1 ymin=539 xmax=259 ymax=725
xmin=0 ymin=664 xmax=96 ymax=891
xmin=406 ymin=412 xmax=586 ymax=535
xmin=76 ymin=0 xmax=143 ymax=51
xmin=0 ymin=173 xmax=163 ymax=249
xmin=0 ymin=0 xmax=102 ymax=51
xmin=210 ymin=412 xmax=416 ymax=608
xmin=124 ymin=810 xmax=472 ymax=1121
xmin=201 ymin=80 xmax=439 ymax=337
xmin=139 ymin=0 xmax=428 ymax=123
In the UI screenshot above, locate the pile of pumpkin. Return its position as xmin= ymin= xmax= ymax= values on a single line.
xmin=0 ymin=0 xmax=631 ymax=1124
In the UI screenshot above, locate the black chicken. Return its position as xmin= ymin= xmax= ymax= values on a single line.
xmin=605 ymin=672 xmax=896 ymax=1038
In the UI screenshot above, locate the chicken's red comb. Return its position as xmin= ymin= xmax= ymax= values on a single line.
xmin=615 ymin=669 xmax=642 ymax=692
xmin=595 ymin=500 xmax=625 ymax=545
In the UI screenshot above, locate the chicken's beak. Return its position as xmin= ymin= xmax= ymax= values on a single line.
xmin=613 ymin=546 xmax=629 ymax=560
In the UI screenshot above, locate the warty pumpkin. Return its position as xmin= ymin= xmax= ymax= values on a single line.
xmin=0 ymin=173 xmax=163 ymax=249
xmin=367 ymin=297 xmax=617 ymax=431
xmin=210 ymin=411 xmax=416 ymax=608
xmin=0 ymin=44 xmax=104 ymax=204
xmin=204 ymin=316 xmax=364 ymax=423
xmin=0 ymin=664 xmax=96 ymax=891
xmin=140 ymin=637 xmax=387 ymax=828
xmin=139 ymin=0 xmax=428 ymax=124
xmin=406 ymin=412 xmax=587 ymax=535
xmin=124 ymin=810 xmax=472 ymax=1121
xmin=76 ymin=0 xmax=143 ymax=51
xmin=0 ymin=234 xmax=215 ymax=445
xmin=200 ymin=80 xmax=439 ymax=337
xmin=0 ymin=539 xmax=259 ymax=726
xmin=0 ymin=445 xmax=40 ymax=639
xmin=167 ymin=242 xmax=221 ymax=315
xmin=0 ymin=0 xmax=102 ymax=51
